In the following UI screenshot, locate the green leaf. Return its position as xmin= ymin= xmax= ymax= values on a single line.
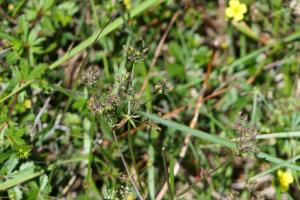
xmin=10 ymin=66 xmax=22 ymax=83
xmin=3 ymin=156 xmax=19 ymax=175
xmin=28 ymin=64 xmax=47 ymax=80
xmin=166 ymin=63 xmax=185 ymax=79
xmin=43 ymin=0 xmax=54 ymax=10
xmin=8 ymin=186 xmax=23 ymax=200
xmin=0 ymin=48 xmax=11 ymax=59
xmin=19 ymin=59 xmax=30 ymax=79
xmin=17 ymin=16 xmax=29 ymax=41
xmin=0 ymin=171 xmax=44 ymax=191
xmin=168 ymin=42 xmax=184 ymax=63
xmin=0 ymin=156 xmax=88 ymax=191
xmin=39 ymin=175 xmax=49 ymax=192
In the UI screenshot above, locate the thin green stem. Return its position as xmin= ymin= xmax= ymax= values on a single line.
xmin=256 ymin=131 xmax=300 ymax=139
xmin=86 ymin=117 xmax=95 ymax=190
xmin=0 ymin=80 xmax=33 ymax=104
xmin=127 ymin=121 xmax=143 ymax=190
xmin=251 ymin=88 xmax=258 ymax=125
xmin=112 ymin=130 xmax=143 ymax=200
xmin=162 ymin=147 xmax=176 ymax=200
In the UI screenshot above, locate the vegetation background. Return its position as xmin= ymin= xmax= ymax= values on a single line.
xmin=1 ymin=0 xmax=300 ymax=199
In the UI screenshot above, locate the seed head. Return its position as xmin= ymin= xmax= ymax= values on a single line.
xmin=87 ymin=96 xmax=103 ymax=116
xmin=233 ymin=114 xmax=257 ymax=154
xmin=154 ymin=79 xmax=172 ymax=95
xmin=145 ymin=119 xmax=161 ymax=131
xmin=80 ymin=66 xmax=101 ymax=86
xmin=123 ymin=44 xmax=148 ymax=62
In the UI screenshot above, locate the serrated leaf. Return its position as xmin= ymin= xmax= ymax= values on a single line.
xmin=8 ymin=186 xmax=23 ymax=200
xmin=28 ymin=65 xmax=47 ymax=80
xmin=0 ymin=48 xmax=11 ymax=59
xmin=3 ymin=156 xmax=19 ymax=175
xmin=19 ymin=162 xmax=35 ymax=172
xmin=39 ymin=175 xmax=48 ymax=192
xmin=0 ymin=171 xmax=44 ymax=191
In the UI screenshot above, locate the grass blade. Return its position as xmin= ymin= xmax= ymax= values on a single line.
xmin=138 ymin=111 xmax=235 ymax=148
xmin=0 ymin=171 xmax=44 ymax=191
xmin=148 ymin=144 xmax=156 ymax=200
xmin=0 ymin=80 xmax=33 ymax=104
xmin=139 ymin=111 xmax=300 ymax=171
xmin=162 ymin=147 xmax=175 ymax=199
xmin=226 ymin=30 xmax=300 ymax=72
xmin=256 ymin=131 xmax=300 ymax=139
xmin=249 ymin=155 xmax=300 ymax=182
xmin=49 ymin=0 xmax=163 ymax=70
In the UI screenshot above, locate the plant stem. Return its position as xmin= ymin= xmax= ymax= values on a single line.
xmin=0 ymin=80 xmax=33 ymax=104
xmin=162 ymin=147 xmax=176 ymax=200
xmin=85 ymin=117 xmax=95 ymax=193
xmin=251 ymin=88 xmax=258 ymax=126
xmin=112 ymin=130 xmax=143 ymax=200
xmin=127 ymin=120 xmax=143 ymax=190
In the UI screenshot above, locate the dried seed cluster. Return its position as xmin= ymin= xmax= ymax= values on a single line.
xmin=145 ymin=118 xmax=161 ymax=131
xmin=80 ymin=66 xmax=101 ymax=86
xmin=87 ymin=72 xmax=142 ymax=121
xmin=233 ymin=114 xmax=257 ymax=155
xmin=104 ymin=185 xmax=134 ymax=200
xmin=123 ymin=44 xmax=148 ymax=62
xmin=154 ymin=79 xmax=172 ymax=95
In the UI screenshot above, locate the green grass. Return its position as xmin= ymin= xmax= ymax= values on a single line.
xmin=1 ymin=0 xmax=300 ymax=199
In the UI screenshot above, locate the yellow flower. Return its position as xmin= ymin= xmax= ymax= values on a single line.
xmin=24 ymin=99 xmax=32 ymax=109
xmin=277 ymin=170 xmax=294 ymax=191
xmin=123 ymin=0 xmax=132 ymax=10
xmin=125 ymin=194 xmax=135 ymax=200
xmin=225 ymin=0 xmax=247 ymax=21
xmin=8 ymin=4 xmax=14 ymax=11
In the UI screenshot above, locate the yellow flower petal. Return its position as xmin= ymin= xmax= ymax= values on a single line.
xmin=8 ymin=4 xmax=14 ymax=11
xmin=226 ymin=0 xmax=247 ymax=21
xmin=229 ymin=0 xmax=240 ymax=7
xmin=226 ymin=7 xmax=234 ymax=17
xmin=285 ymin=173 xmax=294 ymax=184
xmin=234 ymin=14 xmax=244 ymax=21
xmin=124 ymin=0 xmax=132 ymax=9
xmin=277 ymin=170 xmax=294 ymax=192
xmin=126 ymin=194 xmax=135 ymax=200
xmin=24 ymin=99 xmax=32 ymax=109
xmin=240 ymin=4 xmax=247 ymax=13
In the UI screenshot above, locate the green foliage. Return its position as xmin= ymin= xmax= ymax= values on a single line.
xmin=1 ymin=0 xmax=300 ymax=199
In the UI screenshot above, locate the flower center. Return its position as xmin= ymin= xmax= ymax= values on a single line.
xmin=232 ymin=6 xmax=241 ymax=14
